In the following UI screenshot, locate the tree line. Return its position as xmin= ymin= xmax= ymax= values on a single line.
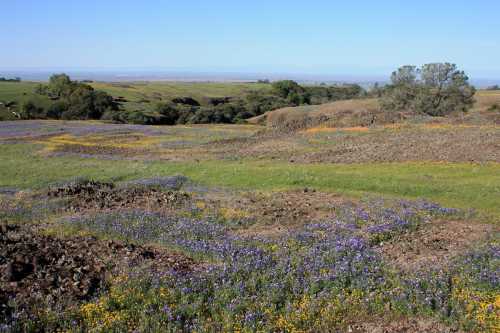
xmin=19 ymin=75 xmax=364 ymax=124
xmin=13 ymin=63 xmax=478 ymax=123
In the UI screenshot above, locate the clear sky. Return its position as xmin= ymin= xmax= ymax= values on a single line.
xmin=1 ymin=0 xmax=499 ymax=78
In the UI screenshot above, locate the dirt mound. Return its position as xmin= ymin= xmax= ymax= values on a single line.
xmin=255 ymin=91 xmax=500 ymax=134
xmin=377 ymin=220 xmax=495 ymax=271
xmin=229 ymin=189 xmax=346 ymax=237
xmin=48 ymin=179 xmax=114 ymax=197
xmin=48 ymin=179 xmax=190 ymax=211
xmin=0 ymin=224 xmax=194 ymax=321
xmin=260 ymin=98 xmax=407 ymax=133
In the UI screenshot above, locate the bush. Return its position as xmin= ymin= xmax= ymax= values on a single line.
xmin=19 ymin=100 xmax=45 ymax=119
xmin=46 ymin=101 xmax=68 ymax=119
xmin=101 ymin=109 xmax=127 ymax=123
xmin=125 ymin=111 xmax=157 ymax=125
xmin=381 ymin=63 xmax=476 ymax=116
xmin=156 ymin=103 xmax=180 ymax=125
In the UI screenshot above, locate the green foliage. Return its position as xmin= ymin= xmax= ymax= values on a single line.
xmin=381 ymin=63 xmax=476 ymax=116
xmin=28 ymin=74 xmax=119 ymax=120
xmin=100 ymin=109 xmax=126 ymax=123
xmin=272 ymin=80 xmax=305 ymax=98
xmin=48 ymin=73 xmax=73 ymax=98
xmin=20 ymin=100 xmax=45 ymax=119
xmin=244 ymin=91 xmax=289 ymax=115
xmin=3 ymin=77 xmax=364 ymax=124
xmin=151 ymin=81 xmax=364 ymax=125
xmin=124 ymin=111 xmax=157 ymax=125
xmin=46 ymin=101 xmax=68 ymax=119
xmin=156 ymin=103 xmax=180 ymax=125
xmin=306 ymin=84 xmax=364 ymax=104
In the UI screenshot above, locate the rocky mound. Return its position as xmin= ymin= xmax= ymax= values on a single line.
xmin=47 ymin=179 xmax=190 ymax=211
xmin=47 ymin=179 xmax=114 ymax=197
xmin=0 ymin=224 xmax=194 ymax=321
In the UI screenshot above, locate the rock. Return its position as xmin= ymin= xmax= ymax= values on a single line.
xmin=48 ymin=178 xmax=190 ymax=212
xmin=1 ymin=224 xmax=195 ymax=323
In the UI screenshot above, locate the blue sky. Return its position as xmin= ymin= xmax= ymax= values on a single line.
xmin=1 ymin=0 xmax=499 ymax=78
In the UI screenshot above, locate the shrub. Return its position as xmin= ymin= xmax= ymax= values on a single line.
xmin=19 ymin=100 xmax=45 ymax=119
xmin=381 ymin=63 xmax=476 ymax=116
xmin=101 ymin=109 xmax=127 ymax=123
xmin=46 ymin=101 xmax=69 ymax=119
xmin=123 ymin=111 xmax=156 ymax=125
xmin=156 ymin=103 xmax=180 ymax=125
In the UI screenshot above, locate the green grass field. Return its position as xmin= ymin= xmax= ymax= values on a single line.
xmin=2 ymin=143 xmax=499 ymax=221
xmin=0 ymin=81 xmax=272 ymax=117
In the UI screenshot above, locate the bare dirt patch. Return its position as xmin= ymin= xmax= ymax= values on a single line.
xmin=47 ymin=179 xmax=190 ymax=212
xmin=376 ymin=219 xmax=496 ymax=271
xmin=228 ymin=189 xmax=349 ymax=238
xmin=244 ymin=189 xmax=344 ymax=224
xmin=49 ymin=143 xmax=137 ymax=158
xmin=298 ymin=126 xmax=500 ymax=163
xmin=0 ymin=223 xmax=194 ymax=320
xmin=221 ymin=125 xmax=500 ymax=164
xmin=352 ymin=316 xmax=462 ymax=333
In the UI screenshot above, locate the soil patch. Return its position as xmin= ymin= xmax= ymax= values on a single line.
xmin=376 ymin=219 xmax=495 ymax=271
xmin=230 ymin=189 xmax=348 ymax=238
xmin=47 ymin=180 xmax=190 ymax=212
xmin=243 ymin=189 xmax=345 ymax=224
xmin=0 ymin=224 xmax=194 ymax=321
xmin=50 ymin=143 xmax=137 ymax=158
xmin=352 ymin=317 xmax=462 ymax=333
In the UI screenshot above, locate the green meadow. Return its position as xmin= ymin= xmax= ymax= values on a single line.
xmin=2 ymin=143 xmax=499 ymax=220
xmin=0 ymin=81 xmax=271 ymax=117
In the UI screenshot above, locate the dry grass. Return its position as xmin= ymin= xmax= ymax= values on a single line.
xmin=256 ymin=90 xmax=500 ymax=132
xmin=472 ymin=90 xmax=500 ymax=111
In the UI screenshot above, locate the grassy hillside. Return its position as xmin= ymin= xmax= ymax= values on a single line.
xmin=252 ymin=90 xmax=500 ymax=129
xmin=0 ymin=81 xmax=272 ymax=119
xmin=0 ymin=81 xmax=53 ymax=119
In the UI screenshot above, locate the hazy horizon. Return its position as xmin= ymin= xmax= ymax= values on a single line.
xmin=1 ymin=68 xmax=499 ymax=88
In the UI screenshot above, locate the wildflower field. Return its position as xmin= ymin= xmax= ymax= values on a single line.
xmin=0 ymin=119 xmax=499 ymax=332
